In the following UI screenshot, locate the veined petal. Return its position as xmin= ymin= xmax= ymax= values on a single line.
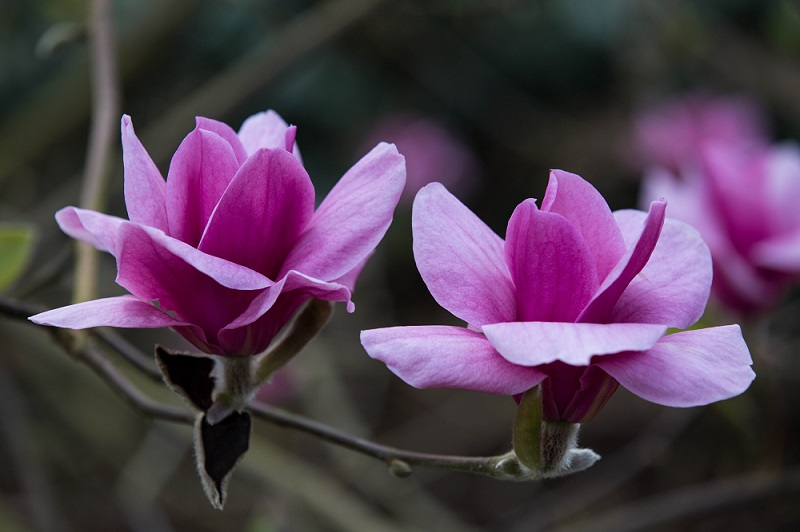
xmin=483 ymin=322 xmax=667 ymax=366
xmin=55 ymin=207 xmax=126 ymax=255
xmin=595 ymin=325 xmax=754 ymax=407
xmin=237 ymin=110 xmax=302 ymax=161
xmin=121 ymin=115 xmax=168 ymax=232
xmin=195 ymin=117 xmax=248 ymax=166
xmin=410 ymin=183 xmax=516 ymax=327
xmin=541 ymin=170 xmax=627 ymax=280
xmin=506 ymin=200 xmax=598 ymax=322
xmin=578 ymin=200 xmax=666 ymax=323
xmin=199 ymin=149 xmax=315 ymax=279
xmin=361 ymin=326 xmax=546 ymax=395
xmin=281 ymin=143 xmax=405 ymax=282
xmin=29 ymin=295 xmax=190 ymax=329
xmin=610 ymin=210 xmax=712 ymax=328
xmin=165 ymin=128 xmax=239 ymax=246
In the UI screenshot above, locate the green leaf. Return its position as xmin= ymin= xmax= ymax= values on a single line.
xmin=0 ymin=224 xmax=36 ymax=293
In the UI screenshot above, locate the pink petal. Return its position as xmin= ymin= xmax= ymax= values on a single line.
xmin=281 ymin=143 xmax=405 ymax=282
xmin=595 ymin=325 xmax=755 ymax=407
xmin=121 ymin=116 xmax=168 ymax=232
xmin=506 ymin=200 xmax=598 ymax=322
xmin=165 ymin=128 xmax=240 ymax=246
xmin=541 ymin=170 xmax=627 ymax=280
xmin=361 ymin=326 xmax=546 ymax=395
xmin=219 ymin=270 xmax=353 ymax=355
xmin=409 ymin=182 xmax=515 ymax=327
xmin=199 ymin=149 xmax=315 ymax=279
xmin=29 ymin=295 xmax=190 ymax=329
xmin=578 ymin=200 xmax=667 ymax=323
xmin=55 ymin=207 xmax=126 ymax=254
xmin=114 ymin=223 xmax=270 ymax=343
xmin=195 ymin=117 xmax=249 ymax=166
xmin=483 ymin=321 xmax=667 ymax=366
xmin=610 ymin=210 xmax=712 ymax=328
xmin=237 ymin=110 xmax=302 ymax=161
xmin=751 ymin=231 xmax=800 ymax=271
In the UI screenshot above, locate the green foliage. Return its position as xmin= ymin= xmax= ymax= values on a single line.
xmin=0 ymin=224 xmax=35 ymax=292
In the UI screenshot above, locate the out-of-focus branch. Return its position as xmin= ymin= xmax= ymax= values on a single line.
xmin=0 ymin=295 xmax=539 ymax=481
xmin=74 ymin=0 xmax=120 ymax=304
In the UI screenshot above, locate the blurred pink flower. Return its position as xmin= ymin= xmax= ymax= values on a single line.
xmin=362 ymin=115 xmax=478 ymax=202
xmin=362 ymin=171 xmax=753 ymax=423
xmin=634 ymin=92 xmax=767 ymax=171
xmin=32 ymin=111 xmax=406 ymax=356
xmin=643 ymin=141 xmax=800 ymax=313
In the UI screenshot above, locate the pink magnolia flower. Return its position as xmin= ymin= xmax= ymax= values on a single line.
xmin=634 ymin=92 xmax=767 ymax=172
xmin=31 ymin=111 xmax=406 ymax=356
xmin=362 ymin=171 xmax=754 ymax=423
xmin=362 ymin=115 xmax=478 ymax=203
xmin=642 ymin=141 xmax=800 ymax=313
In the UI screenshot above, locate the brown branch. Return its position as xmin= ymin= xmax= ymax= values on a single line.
xmin=74 ymin=0 xmax=120 ymax=304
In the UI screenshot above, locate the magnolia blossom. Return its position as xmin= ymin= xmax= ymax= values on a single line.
xmin=362 ymin=171 xmax=754 ymax=423
xmin=634 ymin=92 xmax=766 ymax=172
xmin=32 ymin=111 xmax=405 ymax=356
xmin=362 ymin=115 xmax=478 ymax=203
xmin=643 ymin=142 xmax=800 ymax=312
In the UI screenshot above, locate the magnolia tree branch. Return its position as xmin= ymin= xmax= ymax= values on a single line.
xmin=74 ymin=0 xmax=120 ymax=304
xmin=0 ymin=295 xmax=550 ymax=481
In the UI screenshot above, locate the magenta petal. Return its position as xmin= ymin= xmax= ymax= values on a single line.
xmin=595 ymin=325 xmax=755 ymax=407
xmin=751 ymin=231 xmax=800 ymax=270
xmin=195 ymin=117 xmax=249 ymax=166
xmin=199 ymin=149 xmax=315 ymax=278
xmin=55 ymin=207 xmax=126 ymax=254
xmin=281 ymin=143 xmax=405 ymax=282
xmin=361 ymin=326 xmax=546 ymax=395
xmin=483 ymin=322 xmax=667 ymax=366
xmin=219 ymin=270 xmax=352 ymax=354
xmin=115 ymin=223 xmax=270 ymax=344
xmin=506 ymin=200 xmax=598 ymax=322
xmin=121 ymin=116 xmax=168 ymax=232
xmin=29 ymin=295 xmax=190 ymax=329
xmin=410 ymin=183 xmax=515 ymax=327
xmin=611 ymin=210 xmax=713 ymax=328
xmin=165 ymin=128 xmax=240 ymax=246
xmin=237 ymin=110 xmax=302 ymax=161
xmin=578 ymin=200 xmax=667 ymax=323
xmin=541 ymin=170 xmax=627 ymax=280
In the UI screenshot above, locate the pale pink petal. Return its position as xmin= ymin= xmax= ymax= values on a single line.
xmin=610 ymin=210 xmax=712 ymax=328
xmin=55 ymin=207 xmax=126 ymax=255
xmin=165 ymin=128 xmax=239 ymax=246
xmin=195 ymin=117 xmax=248 ymax=166
xmin=506 ymin=200 xmax=598 ymax=322
xmin=541 ymin=170 xmax=627 ymax=280
xmin=199 ymin=149 xmax=315 ymax=279
xmin=763 ymin=143 xmax=800 ymax=234
xmin=29 ymin=295 xmax=190 ymax=329
xmin=579 ymin=200 xmax=667 ymax=323
xmin=121 ymin=115 xmax=168 ymax=232
xmin=361 ymin=326 xmax=546 ymax=395
xmin=237 ymin=110 xmax=302 ymax=161
xmin=408 ymin=182 xmax=515 ymax=327
xmin=595 ymin=325 xmax=754 ymax=407
xmin=483 ymin=322 xmax=667 ymax=366
xmin=280 ymin=143 xmax=405 ymax=282
xmin=751 ymin=231 xmax=800 ymax=271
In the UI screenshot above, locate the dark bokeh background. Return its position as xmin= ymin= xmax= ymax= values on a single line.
xmin=2 ymin=1 xmax=800 ymax=530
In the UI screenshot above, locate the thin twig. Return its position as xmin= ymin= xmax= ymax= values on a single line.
xmin=74 ymin=0 xmax=120 ymax=304
xmin=94 ymin=328 xmax=163 ymax=381
xmin=0 ymin=295 xmax=525 ymax=480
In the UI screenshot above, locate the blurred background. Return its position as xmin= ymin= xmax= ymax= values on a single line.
xmin=2 ymin=0 xmax=800 ymax=530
